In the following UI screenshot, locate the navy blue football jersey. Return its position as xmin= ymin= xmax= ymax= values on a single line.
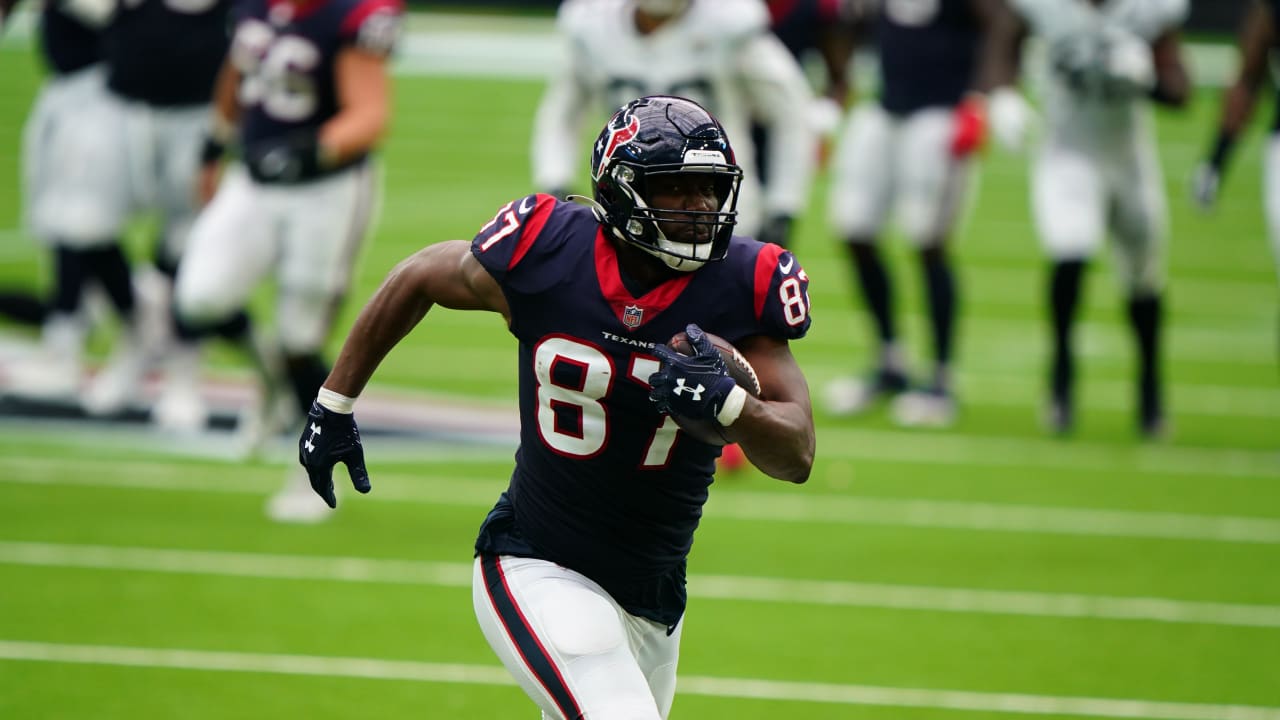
xmin=103 ymin=0 xmax=232 ymax=106
xmin=877 ymin=0 xmax=980 ymax=115
xmin=229 ymin=0 xmax=402 ymax=148
xmin=40 ymin=1 xmax=101 ymax=75
xmin=470 ymin=195 xmax=811 ymax=625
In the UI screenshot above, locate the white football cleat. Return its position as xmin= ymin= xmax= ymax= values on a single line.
xmin=266 ymin=469 xmax=333 ymax=524
xmin=824 ymin=368 xmax=909 ymax=417
xmin=82 ymin=330 xmax=150 ymax=416
xmin=5 ymin=356 xmax=81 ymax=400
xmin=891 ymin=389 xmax=957 ymax=428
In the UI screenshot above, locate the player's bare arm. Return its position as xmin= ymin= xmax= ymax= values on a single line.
xmin=1219 ymin=2 xmax=1274 ymax=136
xmin=973 ymin=0 xmax=1027 ymax=92
xmin=321 ymin=47 xmax=392 ymax=163
xmin=1149 ymin=30 xmax=1190 ymax=108
xmin=323 ymin=241 xmax=510 ymax=399
xmin=726 ymin=334 xmax=814 ymax=484
xmin=198 ymin=60 xmax=241 ymax=204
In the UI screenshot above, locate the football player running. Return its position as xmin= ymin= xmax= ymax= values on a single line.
xmin=986 ymin=0 xmax=1190 ymax=437
xmin=532 ymin=0 xmax=816 ymax=249
xmin=298 ymin=96 xmax=815 ymax=719
xmin=823 ymin=0 xmax=1028 ymax=428
xmin=175 ymin=0 xmax=401 ymax=521
xmin=1192 ymin=0 xmax=1280 ymax=365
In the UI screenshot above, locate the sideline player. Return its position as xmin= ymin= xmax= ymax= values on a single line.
xmin=1192 ymin=0 xmax=1280 ymax=364
xmin=2 ymin=0 xmax=132 ymax=399
xmin=824 ymin=0 xmax=1026 ymax=428
xmin=176 ymin=0 xmax=400 ymax=521
xmin=987 ymin=0 xmax=1190 ymax=437
xmin=80 ymin=0 xmax=236 ymax=426
xmin=532 ymin=0 xmax=816 ymax=248
xmin=299 ymin=96 xmax=815 ymax=718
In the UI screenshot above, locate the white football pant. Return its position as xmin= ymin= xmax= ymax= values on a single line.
xmin=22 ymin=65 xmax=132 ymax=246
xmin=1031 ymin=128 xmax=1167 ymax=294
xmin=175 ymin=163 xmax=379 ymax=353
xmin=828 ymin=104 xmax=975 ymax=246
xmin=1262 ymin=134 xmax=1280 ymax=280
xmin=473 ymin=554 xmax=682 ymax=720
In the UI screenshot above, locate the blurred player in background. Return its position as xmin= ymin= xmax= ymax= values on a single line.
xmin=79 ymin=0 xmax=236 ymax=428
xmin=988 ymin=0 xmax=1190 ymax=437
xmin=824 ymin=0 xmax=1028 ymax=428
xmin=1192 ymin=0 xmax=1280 ymax=365
xmin=757 ymin=0 xmax=861 ymax=172
xmin=532 ymin=0 xmax=817 ymax=249
xmin=176 ymin=0 xmax=400 ymax=521
xmin=297 ymin=96 xmax=815 ymax=718
xmin=1 ymin=0 xmax=132 ymax=399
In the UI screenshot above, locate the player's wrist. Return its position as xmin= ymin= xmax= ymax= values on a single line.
xmin=317 ymin=387 xmax=357 ymax=414
xmin=716 ymin=384 xmax=748 ymax=427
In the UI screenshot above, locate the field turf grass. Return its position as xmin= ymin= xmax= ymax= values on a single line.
xmin=1 ymin=25 xmax=1277 ymax=719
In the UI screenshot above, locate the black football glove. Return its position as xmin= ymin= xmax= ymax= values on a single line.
xmin=244 ymin=130 xmax=325 ymax=184
xmin=298 ymin=400 xmax=371 ymax=508
xmin=757 ymin=214 xmax=793 ymax=249
xmin=649 ymin=324 xmax=738 ymax=422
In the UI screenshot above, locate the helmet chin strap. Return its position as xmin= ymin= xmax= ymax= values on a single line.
xmin=570 ymin=194 xmax=709 ymax=272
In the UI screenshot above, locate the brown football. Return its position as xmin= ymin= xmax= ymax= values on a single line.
xmin=664 ymin=330 xmax=762 ymax=446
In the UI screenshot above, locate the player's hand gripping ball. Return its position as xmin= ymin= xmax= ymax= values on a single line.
xmin=650 ymin=324 xmax=762 ymax=445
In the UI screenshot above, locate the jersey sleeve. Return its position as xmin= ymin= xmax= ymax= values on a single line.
xmin=339 ymin=0 xmax=404 ymax=57
xmin=750 ymin=243 xmax=811 ymax=340
xmin=469 ymin=193 xmax=561 ymax=291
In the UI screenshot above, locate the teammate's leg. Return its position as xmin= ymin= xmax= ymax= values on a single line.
xmin=267 ymin=165 xmax=378 ymax=521
xmin=825 ymin=103 xmax=908 ymax=414
xmin=473 ymin=555 xmax=667 ymax=719
xmin=891 ymin=108 xmax=974 ymax=427
xmin=1032 ymin=144 xmax=1106 ymax=434
xmin=1262 ymin=133 xmax=1280 ymax=368
xmin=1111 ymin=137 xmax=1170 ymax=438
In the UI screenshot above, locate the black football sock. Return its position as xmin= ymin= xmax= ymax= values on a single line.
xmin=921 ymin=245 xmax=957 ymax=388
xmin=1127 ymin=292 xmax=1163 ymax=427
xmin=0 ymin=291 xmax=47 ymax=326
xmin=286 ymin=352 xmax=331 ymax=416
xmin=51 ymin=245 xmax=90 ymax=315
xmin=848 ymin=240 xmax=896 ymax=359
xmin=1049 ymin=259 xmax=1087 ymax=407
xmin=84 ymin=245 xmax=135 ymax=318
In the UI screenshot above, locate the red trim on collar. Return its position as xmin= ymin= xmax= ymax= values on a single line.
xmin=594 ymin=231 xmax=693 ymax=331
xmin=267 ymin=0 xmax=327 ymax=22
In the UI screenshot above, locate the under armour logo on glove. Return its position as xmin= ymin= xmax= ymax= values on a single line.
xmin=298 ymin=400 xmax=371 ymax=508
xmin=673 ymin=378 xmax=705 ymax=400
xmin=650 ymin=324 xmax=738 ymax=422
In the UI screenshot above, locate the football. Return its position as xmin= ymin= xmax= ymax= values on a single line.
xmin=664 ymin=330 xmax=762 ymax=446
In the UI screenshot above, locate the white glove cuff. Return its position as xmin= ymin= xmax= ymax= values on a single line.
xmin=317 ymin=387 xmax=356 ymax=414
xmin=716 ymin=385 xmax=749 ymax=427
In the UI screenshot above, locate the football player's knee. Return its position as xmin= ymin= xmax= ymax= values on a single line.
xmin=174 ymin=279 xmax=238 ymax=328
xmin=535 ymin=585 xmax=625 ymax=658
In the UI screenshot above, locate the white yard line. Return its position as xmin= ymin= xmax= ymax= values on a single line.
xmin=2 ymin=541 xmax=1277 ymax=629
xmin=5 ymin=454 xmax=1280 ymax=544
xmin=0 ymin=640 xmax=1276 ymax=720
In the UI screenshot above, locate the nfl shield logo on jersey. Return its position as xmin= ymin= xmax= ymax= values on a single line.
xmin=623 ymin=304 xmax=644 ymax=329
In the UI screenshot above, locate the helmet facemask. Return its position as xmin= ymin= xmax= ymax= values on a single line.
xmin=590 ymin=96 xmax=743 ymax=272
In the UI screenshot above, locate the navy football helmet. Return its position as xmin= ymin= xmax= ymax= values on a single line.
xmin=588 ymin=95 xmax=742 ymax=271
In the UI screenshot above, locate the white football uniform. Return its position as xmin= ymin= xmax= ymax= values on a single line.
xmin=174 ymin=164 xmax=379 ymax=352
xmin=1264 ymin=136 xmax=1280 ymax=279
xmin=472 ymin=555 xmax=682 ymax=720
xmin=1012 ymin=0 xmax=1188 ymax=292
xmin=532 ymin=0 xmax=816 ymax=236
xmin=22 ymin=65 xmax=133 ymax=246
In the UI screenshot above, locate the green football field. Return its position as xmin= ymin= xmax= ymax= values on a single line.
xmin=1 ymin=18 xmax=1279 ymax=719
